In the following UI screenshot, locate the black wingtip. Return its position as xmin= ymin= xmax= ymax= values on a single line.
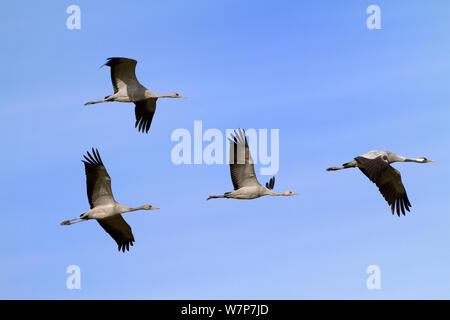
xmin=117 ymin=240 xmax=134 ymax=253
xmin=390 ymin=198 xmax=412 ymax=217
xmin=105 ymin=57 xmax=136 ymax=67
xmin=82 ymin=148 xmax=104 ymax=166
xmin=230 ymin=128 xmax=248 ymax=145
xmin=135 ymin=120 xmax=151 ymax=134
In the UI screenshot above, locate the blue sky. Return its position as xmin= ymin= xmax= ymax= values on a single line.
xmin=1 ymin=0 xmax=450 ymax=299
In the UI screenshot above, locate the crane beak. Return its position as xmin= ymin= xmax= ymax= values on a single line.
xmin=151 ymin=206 xmax=160 ymax=210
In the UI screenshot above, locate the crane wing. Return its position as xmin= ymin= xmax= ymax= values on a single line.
xmin=355 ymin=155 xmax=389 ymax=182
xmin=375 ymin=166 xmax=411 ymax=216
xmin=105 ymin=57 xmax=142 ymax=94
xmin=97 ymin=215 xmax=135 ymax=252
xmin=229 ymin=129 xmax=259 ymax=190
xmin=356 ymin=155 xmax=411 ymax=216
xmin=82 ymin=148 xmax=116 ymax=209
xmin=134 ymin=98 xmax=157 ymax=133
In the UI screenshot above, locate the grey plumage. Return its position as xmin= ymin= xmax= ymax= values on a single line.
xmin=82 ymin=149 xmax=135 ymax=251
xmin=207 ymin=129 xmax=297 ymax=200
xmin=327 ymin=150 xmax=434 ymax=216
xmin=229 ymin=129 xmax=258 ymax=190
xmin=85 ymin=57 xmax=184 ymax=134
xmin=82 ymin=149 xmax=115 ymax=209
xmin=61 ymin=148 xmax=159 ymax=252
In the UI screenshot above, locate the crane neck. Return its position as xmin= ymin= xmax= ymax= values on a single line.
xmin=402 ymin=158 xmax=424 ymax=163
xmin=158 ymin=93 xmax=177 ymax=98
xmin=126 ymin=205 xmax=148 ymax=212
xmin=389 ymin=154 xmax=421 ymax=163
xmin=116 ymin=204 xmax=146 ymax=214
xmin=267 ymin=190 xmax=284 ymax=196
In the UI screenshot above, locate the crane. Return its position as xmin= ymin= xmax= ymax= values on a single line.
xmin=60 ymin=148 xmax=159 ymax=252
xmin=84 ymin=57 xmax=185 ymax=133
xmin=326 ymin=150 xmax=434 ymax=216
xmin=207 ymin=129 xmax=297 ymax=200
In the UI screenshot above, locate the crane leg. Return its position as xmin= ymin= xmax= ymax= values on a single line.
xmin=326 ymin=160 xmax=357 ymax=171
xmin=60 ymin=217 xmax=87 ymax=226
xmin=84 ymin=99 xmax=107 ymax=106
xmin=207 ymin=195 xmax=225 ymax=200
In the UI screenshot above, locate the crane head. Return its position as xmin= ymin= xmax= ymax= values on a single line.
xmin=420 ymin=157 xmax=434 ymax=163
xmin=142 ymin=205 xmax=160 ymax=210
xmin=283 ymin=190 xmax=298 ymax=196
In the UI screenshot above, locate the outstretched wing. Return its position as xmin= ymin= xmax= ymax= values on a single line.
xmin=375 ymin=166 xmax=411 ymax=216
xmin=356 ymin=156 xmax=411 ymax=216
xmin=104 ymin=57 xmax=142 ymax=94
xmin=265 ymin=176 xmax=275 ymax=190
xmin=82 ymin=148 xmax=115 ymax=209
xmin=97 ymin=215 xmax=135 ymax=252
xmin=134 ymin=98 xmax=157 ymax=134
xmin=229 ymin=129 xmax=259 ymax=190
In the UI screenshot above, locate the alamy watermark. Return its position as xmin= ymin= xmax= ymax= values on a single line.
xmin=366 ymin=265 xmax=381 ymax=290
xmin=66 ymin=265 xmax=81 ymax=290
xmin=66 ymin=5 xmax=81 ymax=30
xmin=366 ymin=5 xmax=381 ymax=30
xmin=170 ymin=121 xmax=280 ymax=176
